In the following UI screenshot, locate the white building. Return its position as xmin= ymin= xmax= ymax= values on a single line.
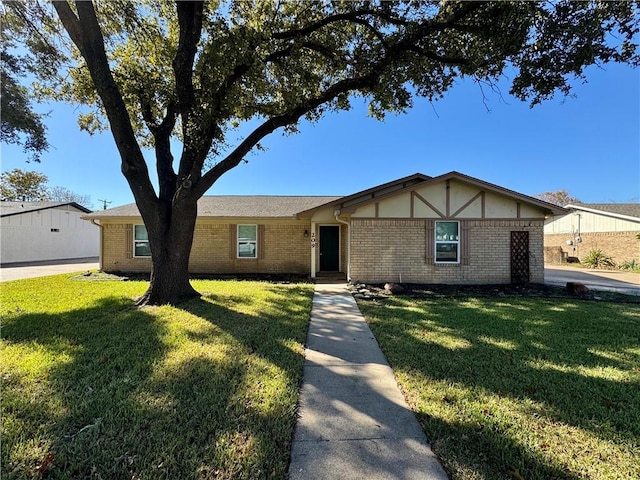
xmin=1 ymin=202 xmax=99 ymax=265
xmin=544 ymin=203 xmax=640 ymax=264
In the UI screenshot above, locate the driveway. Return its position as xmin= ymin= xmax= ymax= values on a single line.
xmin=0 ymin=258 xmax=99 ymax=282
xmin=545 ymin=265 xmax=640 ymax=296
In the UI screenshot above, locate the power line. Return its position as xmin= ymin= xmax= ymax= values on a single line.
xmin=98 ymin=199 xmax=112 ymax=210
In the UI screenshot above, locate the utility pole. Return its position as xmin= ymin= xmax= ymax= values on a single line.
xmin=98 ymin=199 xmax=112 ymax=210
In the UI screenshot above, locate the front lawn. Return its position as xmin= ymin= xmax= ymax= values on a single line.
xmin=1 ymin=275 xmax=314 ymax=479
xmin=358 ymin=294 xmax=640 ymax=480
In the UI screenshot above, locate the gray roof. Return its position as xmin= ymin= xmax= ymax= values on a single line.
xmin=0 ymin=201 xmax=91 ymax=217
xmin=84 ymin=196 xmax=341 ymax=219
xmin=571 ymin=203 xmax=640 ymax=219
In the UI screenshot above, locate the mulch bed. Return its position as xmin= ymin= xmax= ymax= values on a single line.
xmin=72 ymin=271 xmax=639 ymax=304
xmin=352 ymin=282 xmax=640 ymax=304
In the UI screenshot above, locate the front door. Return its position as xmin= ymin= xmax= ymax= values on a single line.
xmin=511 ymin=231 xmax=530 ymax=284
xmin=319 ymin=226 xmax=340 ymax=271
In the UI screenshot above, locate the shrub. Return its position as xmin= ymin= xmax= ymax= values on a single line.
xmin=619 ymin=258 xmax=640 ymax=272
xmin=581 ymin=249 xmax=616 ymax=269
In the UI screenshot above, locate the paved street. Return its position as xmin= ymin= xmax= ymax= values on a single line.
xmin=0 ymin=258 xmax=99 ymax=282
xmin=545 ymin=265 xmax=640 ymax=295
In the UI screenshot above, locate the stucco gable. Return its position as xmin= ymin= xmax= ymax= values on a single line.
xmin=347 ymin=172 xmax=566 ymax=218
xmin=296 ymin=173 xmax=431 ymax=218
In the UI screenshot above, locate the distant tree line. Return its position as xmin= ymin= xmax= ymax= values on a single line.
xmin=0 ymin=168 xmax=92 ymax=207
xmin=533 ymin=189 xmax=581 ymax=207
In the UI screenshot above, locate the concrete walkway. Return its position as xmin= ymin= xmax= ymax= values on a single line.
xmin=288 ymin=284 xmax=448 ymax=480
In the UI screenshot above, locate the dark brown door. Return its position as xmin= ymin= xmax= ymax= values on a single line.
xmin=319 ymin=226 xmax=340 ymax=271
xmin=511 ymin=231 xmax=529 ymax=284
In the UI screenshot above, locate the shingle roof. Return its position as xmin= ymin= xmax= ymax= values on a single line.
xmin=297 ymin=173 xmax=431 ymax=218
xmin=83 ymin=196 xmax=341 ymax=219
xmin=0 ymin=201 xmax=91 ymax=217
xmin=571 ymin=203 xmax=640 ymax=219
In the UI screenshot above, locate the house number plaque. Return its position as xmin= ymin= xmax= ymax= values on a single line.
xmin=310 ymin=232 xmax=316 ymax=248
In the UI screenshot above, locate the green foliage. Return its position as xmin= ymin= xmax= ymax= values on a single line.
xmin=0 ymin=168 xmax=92 ymax=206
xmin=582 ymin=249 xmax=617 ymax=269
xmin=619 ymin=258 xmax=640 ymax=272
xmin=359 ymin=295 xmax=640 ymax=480
xmin=0 ymin=2 xmax=56 ymax=161
xmin=1 ymin=275 xmax=313 ymax=479
xmin=8 ymin=1 xmax=640 ymax=171
xmin=0 ymin=168 xmax=49 ymax=201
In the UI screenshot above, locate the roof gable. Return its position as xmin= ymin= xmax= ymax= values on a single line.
xmin=566 ymin=203 xmax=640 ymax=221
xmin=0 ymin=201 xmax=92 ymax=218
xmin=339 ymin=171 xmax=567 ymax=217
xmin=296 ymin=173 xmax=431 ymax=218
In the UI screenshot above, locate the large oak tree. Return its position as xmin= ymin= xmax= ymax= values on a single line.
xmin=6 ymin=1 xmax=638 ymax=305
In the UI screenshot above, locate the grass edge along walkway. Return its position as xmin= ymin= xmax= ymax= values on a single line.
xmin=1 ymin=275 xmax=314 ymax=479
xmin=358 ymin=293 xmax=640 ymax=480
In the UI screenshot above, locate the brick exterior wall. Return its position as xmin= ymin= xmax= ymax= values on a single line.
xmin=101 ymin=217 xmax=546 ymax=283
xmin=544 ymin=231 xmax=639 ymax=264
xmin=102 ymin=224 xmax=151 ymax=272
xmin=350 ymin=219 xmax=544 ymax=284
xmin=101 ymin=221 xmax=311 ymax=274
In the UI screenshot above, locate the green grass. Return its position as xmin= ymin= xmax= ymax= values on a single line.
xmin=358 ymin=295 xmax=640 ymax=480
xmin=1 ymin=274 xmax=314 ymax=479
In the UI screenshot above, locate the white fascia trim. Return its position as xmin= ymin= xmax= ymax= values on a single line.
xmin=565 ymin=205 xmax=640 ymax=223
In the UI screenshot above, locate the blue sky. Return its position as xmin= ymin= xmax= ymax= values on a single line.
xmin=1 ymin=62 xmax=638 ymax=209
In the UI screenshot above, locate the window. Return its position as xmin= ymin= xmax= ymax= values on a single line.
xmin=435 ymin=221 xmax=459 ymax=263
xmin=134 ymin=225 xmax=151 ymax=257
xmin=237 ymin=224 xmax=257 ymax=258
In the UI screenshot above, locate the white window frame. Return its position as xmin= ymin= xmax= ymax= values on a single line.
xmin=133 ymin=224 xmax=151 ymax=258
xmin=237 ymin=224 xmax=258 ymax=259
xmin=434 ymin=220 xmax=460 ymax=264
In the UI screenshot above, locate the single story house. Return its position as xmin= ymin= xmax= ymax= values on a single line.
xmin=83 ymin=171 xmax=566 ymax=284
xmin=1 ymin=201 xmax=100 ymax=265
xmin=544 ymin=203 xmax=640 ymax=264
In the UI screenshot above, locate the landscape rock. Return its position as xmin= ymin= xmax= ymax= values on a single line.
xmin=384 ymin=283 xmax=405 ymax=295
xmin=566 ymin=282 xmax=590 ymax=296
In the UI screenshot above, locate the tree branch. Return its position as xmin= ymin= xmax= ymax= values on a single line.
xmin=194 ymin=2 xmax=487 ymax=198
xmin=195 ymin=73 xmax=378 ymax=198
xmin=194 ymin=3 xmax=481 ymax=195
xmin=172 ymin=1 xmax=203 ymax=113
xmin=52 ymin=1 xmax=156 ymax=208
xmin=172 ymin=1 xmax=207 ymax=190
xmin=272 ymin=11 xmax=375 ymax=40
xmin=406 ymin=46 xmax=471 ymax=66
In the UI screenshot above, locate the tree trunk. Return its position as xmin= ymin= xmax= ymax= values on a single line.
xmin=136 ymin=200 xmax=200 ymax=306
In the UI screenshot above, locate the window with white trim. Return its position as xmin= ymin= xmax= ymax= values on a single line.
xmin=237 ymin=224 xmax=257 ymax=258
xmin=435 ymin=221 xmax=459 ymax=263
xmin=134 ymin=225 xmax=151 ymax=258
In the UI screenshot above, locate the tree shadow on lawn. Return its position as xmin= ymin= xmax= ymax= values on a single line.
xmin=2 ymin=296 xmax=168 ymax=478
xmin=173 ymin=285 xmax=313 ymax=478
xmin=2 ymin=285 xmax=311 ymax=479
xmin=361 ymin=296 xmax=640 ymax=479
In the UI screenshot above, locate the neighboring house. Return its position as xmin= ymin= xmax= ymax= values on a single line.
xmin=83 ymin=171 xmax=565 ymax=284
xmin=1 ymin=201 xmax=100 ymax=265
xmin=544 ymin=203 xmax=640 ymax=264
